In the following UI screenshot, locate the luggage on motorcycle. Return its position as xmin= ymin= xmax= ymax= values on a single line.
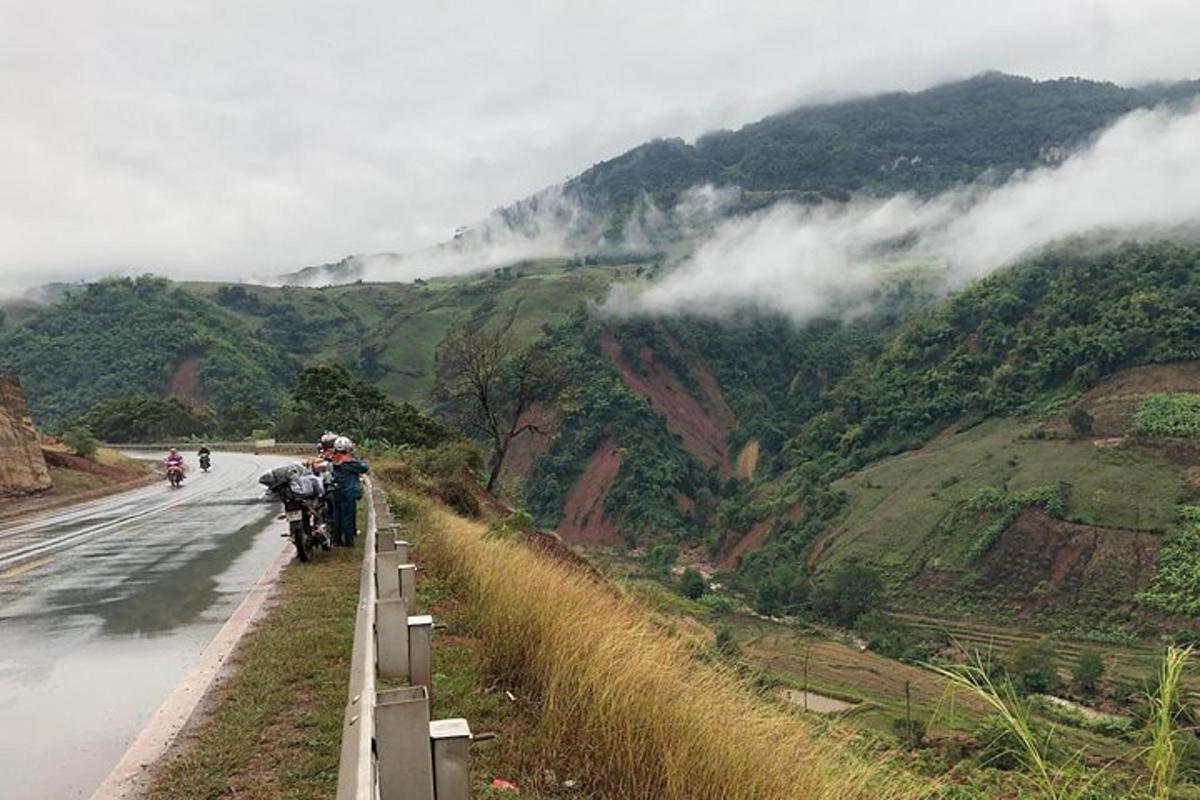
xmin=259 ymin=464 xmax=303 ymax=489
xmin=289 ymin=474 xmax=325 ymax=499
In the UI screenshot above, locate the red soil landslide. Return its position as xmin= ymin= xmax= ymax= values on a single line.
xmin=166 ymin=355 xmax=202 ymax=406
xmin=557 ymin=438 xmax=623 ymax=547
xmin=721 ymin=503 xmax=804 ymax=570
xmin=600 ymin=331 xmax=735 ymax=477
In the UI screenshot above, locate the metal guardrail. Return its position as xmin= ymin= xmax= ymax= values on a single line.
xmin=335 ymin=478 xmax=475 ymax=800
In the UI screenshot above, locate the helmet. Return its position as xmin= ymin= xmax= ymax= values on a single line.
xmin=334 ymin=436 xmax=353 ymax=453
xmin=320 ymin=432 xmax=338 ymax=446
xmin=169 ymin=447 xmax=178 ymax=454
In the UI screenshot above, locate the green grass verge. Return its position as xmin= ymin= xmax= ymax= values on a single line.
xmin=146 ymin=523 xmax=364 ymax=799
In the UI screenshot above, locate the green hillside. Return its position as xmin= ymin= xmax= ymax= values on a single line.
xmin=517 ymin=241 xmax=1200 ymax=637
xmin=184 ymin=258 xmax=642 ymax=405
xmin=0 ymin=276 xmax=298 ymax=427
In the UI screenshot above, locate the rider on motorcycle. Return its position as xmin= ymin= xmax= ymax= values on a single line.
xmin=165 ymin=448 xmax=185 ymax=470
xmin=198 ymin=445 xmax=211 ymax=469
xmin=165 ymin=448 xmax=186 ymax=485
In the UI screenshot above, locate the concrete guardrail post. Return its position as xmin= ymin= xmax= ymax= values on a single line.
xmin=394 ymin=539 xmax=410 ymax=563
xmin=377 ymin=524 xmax=399 ymax=552
xmin=429 ymin=719 xmax=472 ymax=800
xmin=399 ymin=563 xmax=417 ymax=608
xmin=376 ymin=686 xmax=435 ymax=800
xmin=407 ymin=614 xmax=434 ymax=692
xmin=377 ymin=598 xmax=410 ymax=680
xmin=377 ymin=550 xmax=403 ymax=600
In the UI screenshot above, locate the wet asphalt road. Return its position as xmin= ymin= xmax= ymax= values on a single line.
xmin=0 ymin=451 xmax=297 ymax=799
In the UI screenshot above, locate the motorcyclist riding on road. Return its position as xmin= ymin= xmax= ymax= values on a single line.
xmin=165 ymin=448 xmax=186 ymax=487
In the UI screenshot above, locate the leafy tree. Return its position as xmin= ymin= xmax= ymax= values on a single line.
xmin=1008 ymin=639 xmax=1060 ymax=695
xmin=1068 ymin=407 xmax=1094 ymax=435
xmin=283 ymin=364 xmax=447 ymax=448
xmin=61 ymin=426 xmax=98 ymax=459
xmin=1072 ymin=650 xmax=1105 ymax=694
xmin=646 ymin=543 xmax=680 ymax=573
xmin=813 ymin=563 xmax=883 ymax=627
xmin=680 ymin=568 xmax=706 ymax=600
xmin=438 ymin=325 xmax=566 ymax=493
xmin=72 ymin=394 xmax=215 ymax=442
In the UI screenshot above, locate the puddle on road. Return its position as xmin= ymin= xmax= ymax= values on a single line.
xmin=13 ymin=511 xmax=278 ymax=636
xmin=779 ymin=688 xmax=859 ymax=714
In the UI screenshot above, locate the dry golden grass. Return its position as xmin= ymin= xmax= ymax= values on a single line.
xmin=418 ymin=504 xmax=927 ymax=800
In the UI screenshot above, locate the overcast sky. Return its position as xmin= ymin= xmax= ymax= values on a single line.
xmin=2 ymin=0 xmax=1199 ymax=289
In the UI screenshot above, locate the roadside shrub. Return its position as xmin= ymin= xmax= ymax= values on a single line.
xmin=715 ymin=627 xmax=740 ymax=657
xmin=1072 ymin=650 xmax=1105 ymax=694
xmin=1007 ymin=639 xmax=1060 ymax=695
xmin=1068 ymin=407 xmax=1094 ymax=435
xmin=698 ymin=593 xmax=735 ymax=613
xmin=436 ymin=479 xmax=481 ymax=518
xmin=813 ymin=562 xmax=883 ymax=627
xmin=891 ymin=717 xmax=927 ymax=750
xmin=680 ymin=568 xmax=706 ymax=600
xmin=61 ymin=426 xmax=99 ymax=459
xmin=1133 ymin=393 xmax=1200 ymax=438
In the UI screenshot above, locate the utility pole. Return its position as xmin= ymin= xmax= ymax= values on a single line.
xmin=803 ymin=643 xmax=812 ymax=713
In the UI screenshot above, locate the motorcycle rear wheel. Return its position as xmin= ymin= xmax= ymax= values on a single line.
xmin=291 ymin=520 xmax=310 ymax=562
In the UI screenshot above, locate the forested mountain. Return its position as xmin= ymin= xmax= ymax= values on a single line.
xmin=564 ymin=72 xmax=1200 ymax=215
xmin=0 ymin=277 xmax=297 ymax=426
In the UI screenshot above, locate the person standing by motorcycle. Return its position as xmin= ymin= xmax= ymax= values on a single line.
xmin=318 ymin=432 xmax=338 ymax=461
xmin=331 ymin=436 xmax=368 ymax=547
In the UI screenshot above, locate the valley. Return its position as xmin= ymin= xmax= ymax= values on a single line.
xmin=4 ymin=70 xmax=1200 ymax=797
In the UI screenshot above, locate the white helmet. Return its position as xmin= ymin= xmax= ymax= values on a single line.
xmin=334 ymin=436 xmax=353 ymax=453
xmin=320 ymin=432 xmax=338 ymax=446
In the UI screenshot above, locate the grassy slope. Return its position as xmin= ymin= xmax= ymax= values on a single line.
xmin=407 ymin=496 xmax=921 ymax=800
xmin=146 ymin=543 xmax=362 ymax=799
xmin=183 ymin=259 xmax=640 ymax=406
xmin=822 ymin=417 xmax=1183 ymax=584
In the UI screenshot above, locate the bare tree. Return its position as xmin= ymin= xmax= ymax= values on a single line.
xmin=438 ymin=325 xmax=564 ymax=493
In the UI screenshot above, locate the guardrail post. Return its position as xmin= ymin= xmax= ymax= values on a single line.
xmin=377 ymin=524 xmax=399 ymax=552
xmin=377 ymin=551 xmax=402 ymax=600
xmin=399 ymin=563 xmax=417 ymax=609
xmin=429 ymin=719 xmax=472 ymax=800
xmin=394 ymin=539 xmax=410 ymax=563
xmin=376 ymin=686 xmax=435 ymax=800
xmin=408 ymin=614 xmax=434 ymax=692
xmin=377 ymin=599 xmax=410 ymax=680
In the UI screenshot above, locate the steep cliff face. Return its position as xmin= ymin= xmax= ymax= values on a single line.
xmin=0 ymin=374 xmax=51 ymax=497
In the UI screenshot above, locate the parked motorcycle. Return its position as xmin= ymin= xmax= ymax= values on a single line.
xmin=259 ymin=466 xmax=332 ymax=562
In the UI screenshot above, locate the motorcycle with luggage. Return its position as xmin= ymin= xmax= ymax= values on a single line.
xmin=259 ymin=465 xmax=332 ymax=562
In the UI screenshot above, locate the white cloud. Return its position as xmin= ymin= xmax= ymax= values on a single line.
xmin=1 ymin=0 xmax=1200 ymax=290
xmin=609 ymin=101 xmax=1200 ymax=319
